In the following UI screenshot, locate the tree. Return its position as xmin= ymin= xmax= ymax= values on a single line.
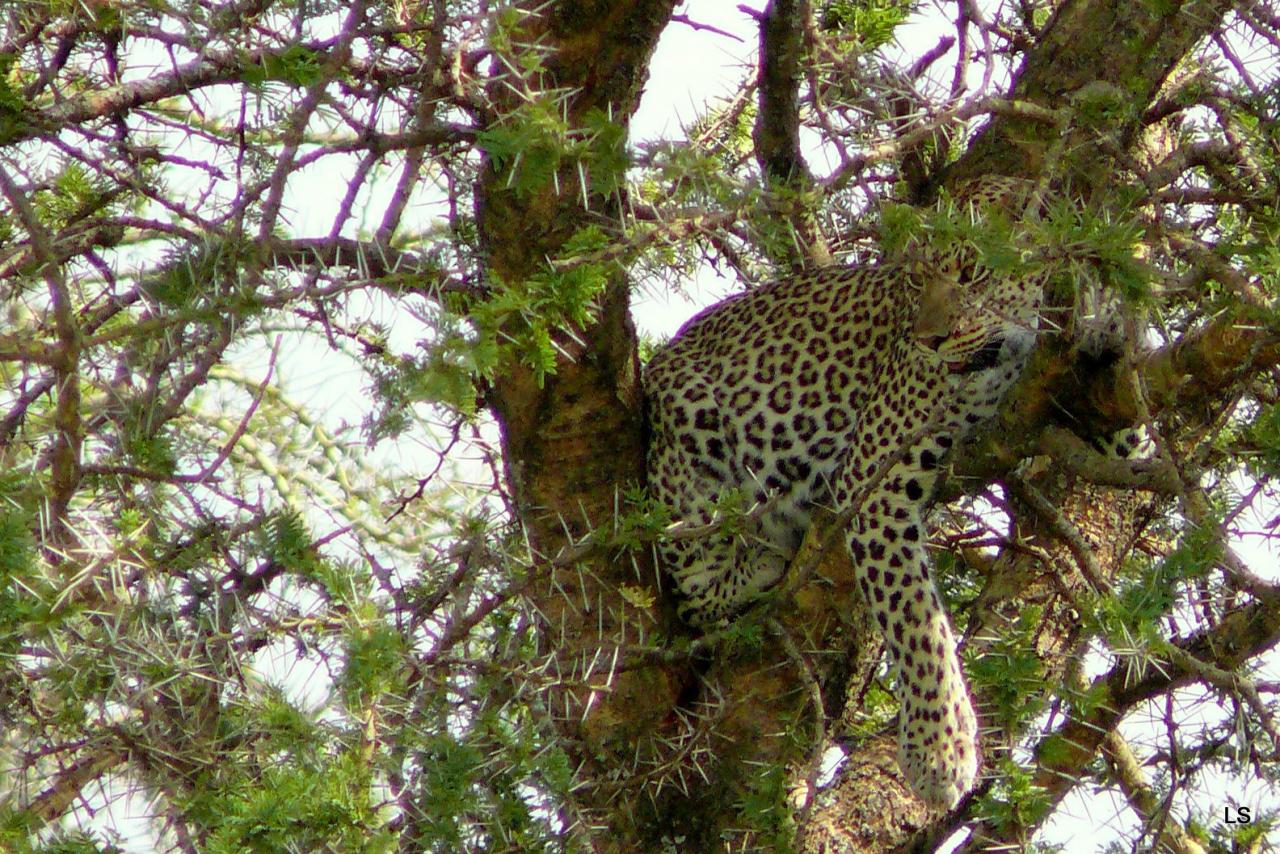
xmin=0 ymin=0 xmax=1277 ymax=851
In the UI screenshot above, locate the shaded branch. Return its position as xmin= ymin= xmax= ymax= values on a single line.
xmin=0 ymin=165 xmax=82 ymax=551
xmin=750 ymin=0 xmax=831 ymax=265
xmin=27 ymin=748 xmax=126 ymax=826
xmin=752 ymin=0 xmax=809 ymax=188
xmin=949 ymin=0 xmax=1241 ymax=183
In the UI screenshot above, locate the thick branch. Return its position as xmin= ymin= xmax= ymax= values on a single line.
xmin=27 ymin=748 xmax=126 ymax=826
xmin=0 ymin=166 xmax=82 ymax=550
xmin=1102 ymin=731 xmax=1208 ymax=854
xmin=952 ymin=310 xmax=1280 ymax=494
xmin=752 ymin=0 xmax=808 ymax=187
xmin=751 ymin=0 xmax=831 ymax=266
xmin=475 ymin=2 xmax=680 ymax=846
xmin=949 ymin=0 xmax=1240 ymax=183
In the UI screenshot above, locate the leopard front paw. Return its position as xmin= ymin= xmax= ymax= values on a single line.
xmin=1099 ymin=424 xmax=1155 ymax=460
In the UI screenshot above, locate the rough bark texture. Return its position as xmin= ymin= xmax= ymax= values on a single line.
xmin=753 ymin=0 xmax=832 ymax=266
xmin=475 ymin=1 xmax=681 ymax=845
xmin=949 ymin=0 xmax=1245 ymax=184
xmin=753 ymin=0 xmax=807 ymax=186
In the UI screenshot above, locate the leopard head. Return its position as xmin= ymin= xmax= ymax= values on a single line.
xmin=910 ymin=177 xmax=1047 ymax=373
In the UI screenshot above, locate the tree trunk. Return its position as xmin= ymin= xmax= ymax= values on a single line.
xmin=475 ymin=1 xmax=685 ymax=845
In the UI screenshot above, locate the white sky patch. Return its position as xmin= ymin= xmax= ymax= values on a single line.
xmin=632 ymin=8 xmax=760 ymax=141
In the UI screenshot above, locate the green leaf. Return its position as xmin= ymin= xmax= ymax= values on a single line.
xmin=964 ymin=605 xmax=1049 ymax=732
xmin=877 ymin=201 xmax=924 ymax=255
xmin=976 ymin=757 xmax=1054 ymax=830
xmin=0 ymin=506 xmax=35 ymax=582
xmin=242 ymin=45 xmax=325 ymax=88
xmin=418 ymin=735 xmax=486 ymax=847
xmin=821 ymin=0 xmax=918 ymax=51
xmin=339 ymin=621 xmax=406 ymax=708
xmin=1247 ymin=400 xmax=1280 ymax=477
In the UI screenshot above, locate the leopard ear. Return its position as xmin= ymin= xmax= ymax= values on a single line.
xmin=913 ymin=271 xmax=955 ymax=349
xmin=952 ymin=175 xmax=1047 ymax=221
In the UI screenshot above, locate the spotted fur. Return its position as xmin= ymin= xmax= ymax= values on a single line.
xmin=645 ymin=180 xmax=1047 ymax=810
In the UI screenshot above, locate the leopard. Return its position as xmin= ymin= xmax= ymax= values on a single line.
xmin=644 ymin=177 xmax=1057 ymax=811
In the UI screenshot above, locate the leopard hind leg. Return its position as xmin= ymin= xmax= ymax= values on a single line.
xmin=648 ymin=388 xmax=789 ymax=627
